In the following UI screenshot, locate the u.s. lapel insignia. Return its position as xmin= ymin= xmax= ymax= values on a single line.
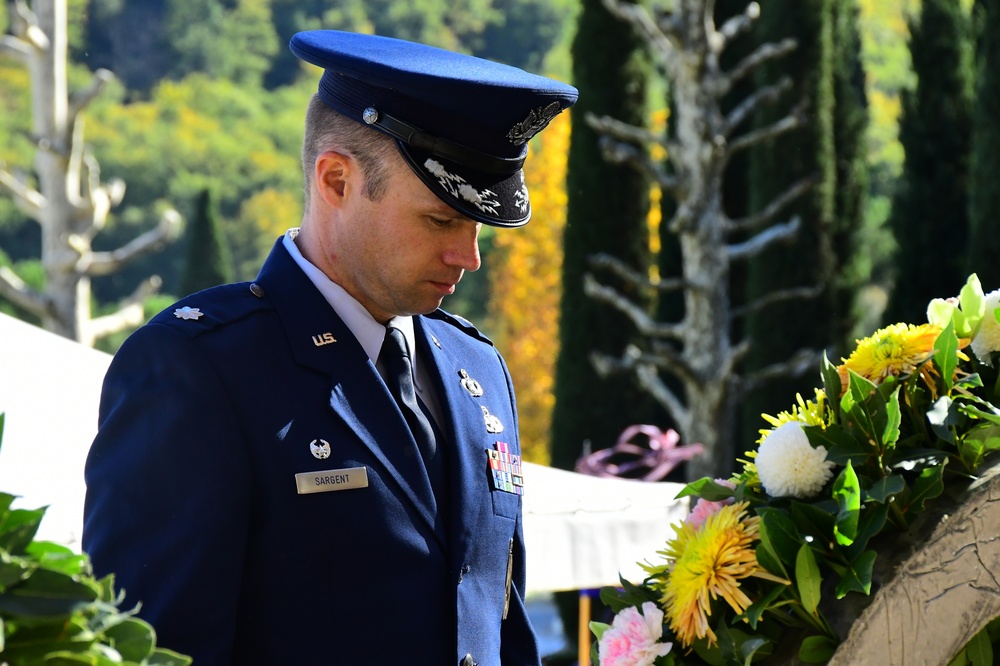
xmin=459 ymin=369 xmax=484 ymax=397
xmin=311 ymin=332 xmax=337 ymax=347
xmin=481 ymin=405 xmax=504 ymax=433
xmin=488 ymin=442 xmax=524 ymax=495
xmin=309 ymin=438 xmax=331 ymax=459
xmin=431 ymin=334 xmax=442 ymax=349
xmin=174 ymin=306 xmax=203 ymax=320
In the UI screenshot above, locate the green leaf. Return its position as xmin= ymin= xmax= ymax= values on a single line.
xmin=755 ymin=538 xmax=788 ymax=579
xmin=0 ymin=491 xmax=15 ymax=516
xmin=675 ymin=478 xmax=735 ymax=501
xmin=927 ymin=396 xmax=958 ymax=443
xmin=741 ymin=581 xmax=787 ymax=629
xmin=965 ymin=424 xmax=1000 ymax=451
xmin=757 ymin=508 xmax=801 ymax=570
xmin=865 ymin=475 xmax=905 ymax=503
xmin=821 ymin=353 xmax=843 ymax=407
xmin=905 ymin=463 xmax=946 ymax=514
xmin=795 ymin=544 xmax=822 ymax=616
xmin=966 ymin=624 xmax=993 ymax=666
xmin=832 ymin=462 xmax=861 ymax=546
xmin=0 ymin=506 xmax=47 ymax=555
xmin=842 ymin=371 xmax=881 ymax=441
xmin=883 ymin=388 xmax=902 ymax=448
xmin=0 ymin=550 xmax=33 ymax=590
xmin=798 ymin=635 xmax=839 ymax=663
xmin=790 ymin=502 xmax=836 ymax=548
xmin=843 ymin=502 xmax=891 ymax=562
xmin=832 ymin=549 xmax=877 ymax=598
xmin=26 ymin=541 xmax=89 ymax=576
xmin=0 ymin=567 xmax=100 ymax=618
xmin=934 ymin=319 xmax=959 ymax=392
xmin=805 ymin=425 xmax=867 ymax=466
xmin=886 ymin=447 xmax=949 ymax=472
xmin=105 ymin=617 xmax=155 ymax=661
xmin=600 ymin=578 xmax=657 ymax=612
xmin=738 ymin=636 xmax=772 ymax=665
xmin=589 ymin=621 xmax=610 ymax=642
xmin=147 ymin=652 xmax=194 ymax=666
xmin=959 ymin=402 xmax=1000 ymax=427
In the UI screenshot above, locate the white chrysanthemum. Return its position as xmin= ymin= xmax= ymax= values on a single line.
xmin=971 ymin=289 xmax=1000 ymax=361
xmin=755 ymin=422 xmax=834 ymax=498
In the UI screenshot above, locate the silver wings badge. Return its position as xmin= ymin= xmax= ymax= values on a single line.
xmin=506 ymin=101 xmax=562 ymax=146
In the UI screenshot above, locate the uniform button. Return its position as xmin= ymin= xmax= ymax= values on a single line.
xmin=460 ymin=654 xmax=476 ymax=666
xmin=249 ymin=283 xmax=264 ymax=298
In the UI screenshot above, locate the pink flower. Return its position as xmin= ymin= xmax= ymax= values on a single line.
xmin=598 ymin=601 xmax=673 ymax=666
xmin=685 ymin=479 xmax=736 ymax=529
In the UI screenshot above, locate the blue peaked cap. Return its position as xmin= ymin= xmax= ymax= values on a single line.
xmin=290 ymin=30 xmax=578 ymax=227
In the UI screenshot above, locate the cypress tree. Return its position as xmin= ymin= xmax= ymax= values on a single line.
xmin=885 ymin=0 xmax=973 ymax=323
xmin=180 ymin=188 xmax=234 ymax=296
xmin=830 ymin=0 xmax=870 ymax=348
xmin=548 ymin=0 xmax=651 ymax=649
xmin=550 ymin=0 xmax=652 ymax=473
xmin=968 ymin=0 xmax=1000 ymax=289
xmin=741 ymin=0 xmax=837 ymax=437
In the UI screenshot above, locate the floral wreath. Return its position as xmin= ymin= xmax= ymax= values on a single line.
xmin=590 ymin=274 xmax=1000 ymax=665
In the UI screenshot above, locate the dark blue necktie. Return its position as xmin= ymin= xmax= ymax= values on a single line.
xmin=380 ymin=326 xmax=446 ymax=495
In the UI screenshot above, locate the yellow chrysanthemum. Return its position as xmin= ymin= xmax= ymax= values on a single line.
xmin=837 ymin=323 xmax=941 ymax=393
xmin=757 ymin=389 xmax=831 ymax=445
xmin=641 ymin=502 xmax=761 ymax=648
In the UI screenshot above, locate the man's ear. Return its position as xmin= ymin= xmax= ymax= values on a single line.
xmin=315 ymin=150 xmax=354 ymax=208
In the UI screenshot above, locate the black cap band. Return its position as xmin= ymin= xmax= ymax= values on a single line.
xmin=363 ymin=107 xmax=527 ymax=175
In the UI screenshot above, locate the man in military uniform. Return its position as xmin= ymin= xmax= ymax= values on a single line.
xmin=83 ymin=30 xmax=577 ymax=666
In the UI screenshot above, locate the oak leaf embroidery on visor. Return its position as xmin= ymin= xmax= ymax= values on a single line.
xmin=506 ymin=101 xmax=562 ymax=145
xmin=424 ymin=159 xmax=501 ymax=215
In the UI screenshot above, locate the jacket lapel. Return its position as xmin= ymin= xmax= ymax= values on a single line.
xmin=255 ymin=240 xmax=442 ymax=539
xmin=414 ymin=318 xmax=494 ymax=561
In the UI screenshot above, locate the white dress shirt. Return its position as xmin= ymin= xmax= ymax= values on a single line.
xmin=282 ymin=229 xmax=446 ymax=428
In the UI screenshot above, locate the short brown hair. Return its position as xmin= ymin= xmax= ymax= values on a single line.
xmin=301 ymin=94 xmax=398 ymax=210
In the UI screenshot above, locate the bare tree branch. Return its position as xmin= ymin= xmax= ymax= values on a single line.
xmin=726 ymin=175 xmax=816 ymax=233
xmin=0 ymin=163 xmax=46 ymax=219
xmin=9 ymin=0 xmax=49 ymax=50
xmin=597 ymin=136 xmax=680 ymax=192
xmin=741 ymin=348 xmax=824 ymax=394
xmin=728 ymin=103 xmax=807 ymax=156
xmin=724 ymin=37 xmax=797 ymax=92
xmin=591 ymin=347 xmax=692 ymax=432
xmin=0 ymin=34 xmax=31 ymax=59
xmin=85 ymin=276 xmax=162 ymax=341
xmin=584 ymin=273 xmax=687 ymax=341
xmin=602 ymin=0 xmax=678 ymax=62
xmin=590 ymin=252 xmax=686 ymax=293
xmin=585 ymin=114 xmax=679 ymax=189
xmin=732 ymin=284 xmax=824 ymax=319
xmin=715 ymin=1 xmax=760 ymax=54
xmin=68 ymin=68 xmax=113 ymax=124
xmin=723 ymin=76 xmax=793 ymax=137
xmin=80 ymin=209 xmax=183 ymax=277
xmin=0 ymin=265 xmax=48 ymax=316
xmin=728 ymin=217 xmax=800 ymax=262
xmin=587 ymin=112 xmax=671 ymax=154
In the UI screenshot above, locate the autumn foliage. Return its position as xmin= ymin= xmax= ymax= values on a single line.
xmin=488 ymin=111 xmax=571 ymax=464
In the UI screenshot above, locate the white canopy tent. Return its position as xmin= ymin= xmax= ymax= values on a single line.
xmin=0 ymin=312 xmax=689 ymax=595
xmin=0 ymin=312 xmax=111 ymax=548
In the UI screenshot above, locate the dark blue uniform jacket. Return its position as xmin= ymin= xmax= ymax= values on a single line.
xmin=83 ymin=239 xmax=540 ymax=666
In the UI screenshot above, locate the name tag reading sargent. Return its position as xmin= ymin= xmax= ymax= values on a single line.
xmin=295 ymin=466 xmax=369 ymax=495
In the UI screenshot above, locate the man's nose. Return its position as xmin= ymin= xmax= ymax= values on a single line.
xmin=444 ymin=225 xmax=482 ymax=272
